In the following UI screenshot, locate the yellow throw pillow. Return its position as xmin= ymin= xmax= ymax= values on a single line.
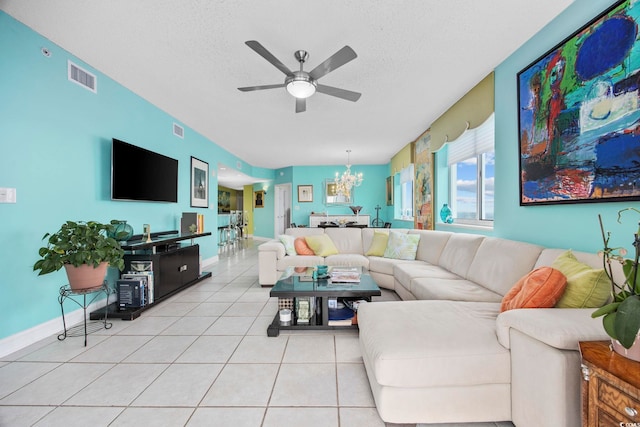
xmin=365 ymin=231 xmax=389 ymax=256
xmin=551 ymin=250 xmax=610 ymax=308
xmin=304 ymin=234 xmax=339 ymax=257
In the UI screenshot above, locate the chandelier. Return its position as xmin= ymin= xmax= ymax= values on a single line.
xmin=334 ymin=150 xmax=363 ymax=198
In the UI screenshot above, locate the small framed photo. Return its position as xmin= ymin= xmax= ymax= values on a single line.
xmin=386 ymin=176 xmax=394 ymax=206
xmin=190 ymin=157 xmax=209 ymax=208
xmin=254 ymin=190 xmax=265 ymax=208
xmin=298 ymin=185 xmax=313 ymax=202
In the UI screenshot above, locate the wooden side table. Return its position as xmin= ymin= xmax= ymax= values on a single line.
xmin=580 ymin=341 xmax=640 ymax=426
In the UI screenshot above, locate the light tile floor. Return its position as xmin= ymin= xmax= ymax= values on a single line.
xmin=0 ymin=239 xmax=514 ymax=427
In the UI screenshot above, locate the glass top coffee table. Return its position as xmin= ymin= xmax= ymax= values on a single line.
xmin=267 ymin=267 xmax=381 ymax=337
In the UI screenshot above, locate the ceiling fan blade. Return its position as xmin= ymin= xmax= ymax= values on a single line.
xmin=316 ymin=84 xmax=361 ymax=102
xmin=309 ymin=46 xmax=357 ymax=80
xmin=245 ymin=40 xmax=293 ymax=76
xmin=238 ymin=84 xmax=285 ymax=92
xmin=295 ymin=97 xmax=306 ymax=113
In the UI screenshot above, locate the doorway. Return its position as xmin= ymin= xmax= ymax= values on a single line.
xmin=274 ymin=183 xmax=292 ymax=235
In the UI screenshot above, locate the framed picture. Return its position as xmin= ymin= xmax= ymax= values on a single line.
xmin=217 ymin=190 xmax=230 ymax=213
xmin=517 ymin=0 xmax=640 ymax=205
xmin=298 ymin=185 xmax=313 ymax=202
xmin=190 ymin=157 xmax=209 ymax=208
xmin=254 ymin=190 xmax=265 ymax=208
xmin=386 ymin=176 xmax=394 ymax=206
xmin=325 ymin=179 xmax=353 ymax=205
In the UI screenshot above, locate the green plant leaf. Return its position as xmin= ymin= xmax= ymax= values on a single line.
xmin=614 ymin=295 xmax=640 ymax=349
xmin=592 ymin=302 xmax=620 ymax=318
xmin=603 ymin=312 xmax=618 ymax=340
xmin=622 ymin=259 xmax=640 ymax=293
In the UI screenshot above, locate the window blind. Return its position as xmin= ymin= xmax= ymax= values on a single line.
xmin=447 ymin=113 xmax=495 ymax=166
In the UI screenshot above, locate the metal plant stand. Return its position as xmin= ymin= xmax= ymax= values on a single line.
xmin=58 ymin=282 xmax=112 ymax=346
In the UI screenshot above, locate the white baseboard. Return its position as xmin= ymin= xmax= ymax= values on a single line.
xmin=0 ymin=298 xmax=109 ymax=359
xmin=202 ymin=255 xmax=218 ymax=270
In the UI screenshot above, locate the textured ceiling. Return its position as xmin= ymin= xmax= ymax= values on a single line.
xmin=1 ymin=0 xmax=573 ymax=188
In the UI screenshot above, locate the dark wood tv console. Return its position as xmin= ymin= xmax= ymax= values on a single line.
xmin=90 ymin=230 xmax=212 ymax=320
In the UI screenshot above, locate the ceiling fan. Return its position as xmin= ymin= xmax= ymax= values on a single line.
xmin=238 ymin=40 xmax=361 ymax=113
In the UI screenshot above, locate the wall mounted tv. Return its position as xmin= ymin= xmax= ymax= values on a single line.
xmin=111 ymin=138 xmax=178 ymax=203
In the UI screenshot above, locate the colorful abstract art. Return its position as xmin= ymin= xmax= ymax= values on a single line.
xmin=518 ymin=0 xmax=640 ymax=205
xmin=414 ymin=130 xmax=433 ymax=229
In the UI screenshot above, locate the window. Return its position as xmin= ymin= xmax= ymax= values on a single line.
xmin=447 ymin=114 xmax=494 ymax=224
xmin=396 ymin=164 xmax=414 ymax=220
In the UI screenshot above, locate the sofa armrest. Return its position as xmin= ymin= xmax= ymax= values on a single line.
xmin=258 ymin=240 xmax=286 ymax=259
xmin=496 ymin=308 xmax=609 ymax=351
xmin=257 ymin=240 xmax=287 ymax=286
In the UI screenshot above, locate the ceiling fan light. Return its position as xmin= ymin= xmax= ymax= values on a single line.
xmin=286 ymin=78 xmax=316 ymax=98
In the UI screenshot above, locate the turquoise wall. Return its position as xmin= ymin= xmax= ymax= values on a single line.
xmin=287 ymin=164 xmax=388 ymax=227
xmin=0 ymin=12 xmax=262 ymax=340
xmin=493 ymin=0 xmax=640 ymax=252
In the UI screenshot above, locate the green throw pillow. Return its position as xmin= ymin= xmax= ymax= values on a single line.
xmin=279 ymin=234 xmax=297 ymax=256
xmin=365 ymin=231 xmax=389 ymax=256
xmin=305 ymin=234 xmax=339 ymax=257
xmin=552 ymin=250 xmax=610 ymax=308
xmin=383 ymin=231 xmax=420 ymax=260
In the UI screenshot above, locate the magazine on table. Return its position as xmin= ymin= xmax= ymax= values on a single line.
xmin=329 ymin=267 xmax=361 ymax=283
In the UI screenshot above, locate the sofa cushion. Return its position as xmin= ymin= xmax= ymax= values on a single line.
xmin=467 ymin=237 xmax=544 ymax=296
xmin=500 ymin=267 xmax=567 ymax=312
xmin=409 ymin=229 xmax=452 ymax=265
xmin=325 ymin=253 xmax=369 ymax=268
xmin=294 ymin=237 xmax=314 ymax=255
xmin=383 ymin=231 xmax=420 ymax=260
xmin=279 ymin=235 xmax=296 ymax=256
xmin=393 ymin=262 xmax=461 ymax=292
xmin=552 ymin=250 xmax=610 ymax=308
xmin=411 ymin=277 xmax=503 ymax=303
xmin=368 ymin=256 xmax=414 ymax=276
xmin=438 ymin=233 xmax=485 ymax=278
xmin=358 ymin=300 xmax=509 ymax=388
xmin=305 ymin=234 xmax=339 ymax=257
xmin=324 ymin=227 xmax=364 ymax=254
xmin=276 ymin=255 xmax=324 ymax=271
xmin=365 ymin=231 xmax=389 ymax=256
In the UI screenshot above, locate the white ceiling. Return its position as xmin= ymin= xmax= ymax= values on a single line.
xmin=2 ymin=0 xmax=574 ymax=189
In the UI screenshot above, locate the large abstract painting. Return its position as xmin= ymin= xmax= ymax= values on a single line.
xmin=414 ymin=129 xmax=433 ymax=229
xmin=518 ymin=0 xmax=640 ymax=205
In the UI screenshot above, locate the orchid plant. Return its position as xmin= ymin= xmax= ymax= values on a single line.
xmin=592 ymin=208 xmax=640 ymax=349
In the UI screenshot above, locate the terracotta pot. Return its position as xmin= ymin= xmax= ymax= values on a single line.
xmin=611 ymin=334 xmax=640 ymax=363
xmin=64 ymin=262 xmax=108 ymax=291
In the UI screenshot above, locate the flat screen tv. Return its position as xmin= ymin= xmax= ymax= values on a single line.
xmin=111 ymin=138 xmax=178 ymax=203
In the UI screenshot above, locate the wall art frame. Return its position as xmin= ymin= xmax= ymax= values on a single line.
xmin=324 ymin=179 xmax=353 ymax=205
xmin=386 ymin=176 xmax=394 ymax=206
xmin=297 ymin=185 xmax=313 ymax=202
xmin=190 ymin=156 xmax=209 ymax=208
xmin=254 ymin=190 xmax=265 ymax=208
xmin=517 ymin=0 xmax=640 ymax=206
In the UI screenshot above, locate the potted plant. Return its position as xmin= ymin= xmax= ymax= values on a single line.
xmin=34 ymin=220 xmax=127 ymax=291
xmin=592 ymin=208 xmax=640 ymax=361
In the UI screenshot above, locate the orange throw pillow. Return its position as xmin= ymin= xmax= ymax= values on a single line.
xmin=294 ymin=237 xmax=315 ymax=255
xmin=501 ymin=267 xmax=567 ymax=312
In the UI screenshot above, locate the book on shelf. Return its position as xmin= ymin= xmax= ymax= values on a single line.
xmin=328 ymin=318 xmax=354 ymax=326
xmin=122 ymin=272 xmax=154 ymax=304
xmin=128 ymin=261 xmax=154 ymax=304
xmin=328 ymin=306 xmax=355 ymax=326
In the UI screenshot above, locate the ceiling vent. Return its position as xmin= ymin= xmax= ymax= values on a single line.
xmin=173 ymin=123 xmax=184 ymax=138
xmin=68 ymin=60 xmax=97 ymax=93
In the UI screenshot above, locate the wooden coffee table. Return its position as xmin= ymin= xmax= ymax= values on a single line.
xmin=267 ymin=267 xmax=381 ymax=337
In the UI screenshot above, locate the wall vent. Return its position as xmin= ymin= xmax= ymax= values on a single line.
xmin=68 ymin=61 xmax=97 ymax=93
xmin=173 ymin=123 xmax=184 ymax=138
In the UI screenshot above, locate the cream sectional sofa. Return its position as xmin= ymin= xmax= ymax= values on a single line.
xmin=257 ymin=227 xmax=614 ymax=426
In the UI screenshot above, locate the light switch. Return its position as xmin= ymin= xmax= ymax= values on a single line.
xmin=0 ymin=188 xmax=16 ymax=203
